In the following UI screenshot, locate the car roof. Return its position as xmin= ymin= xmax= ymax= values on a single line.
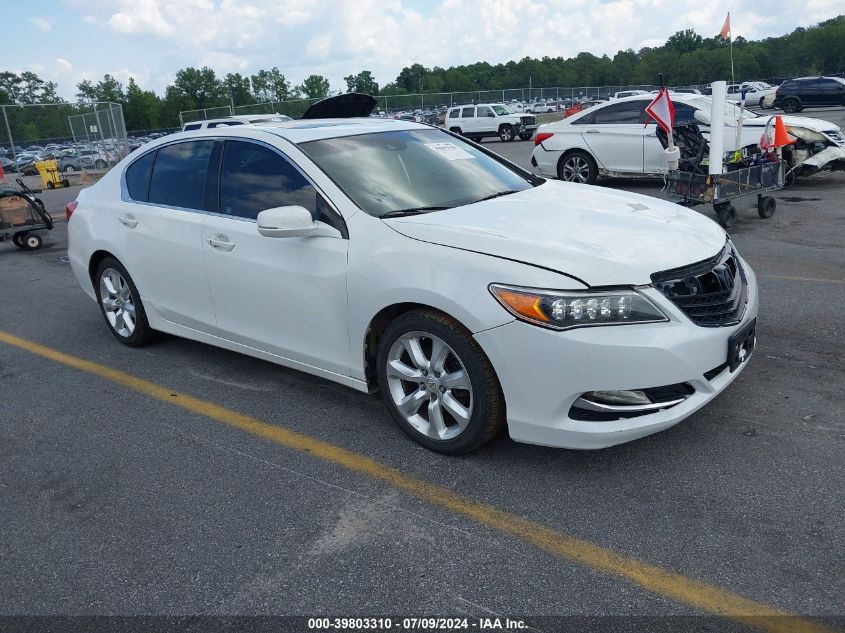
xmin=178 ymin=117 xmax=427 ymax=144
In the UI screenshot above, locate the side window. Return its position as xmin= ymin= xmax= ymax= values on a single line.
xmin=476 ymin=106 xmax=494 ymax=118
xmin=591 ymin=102 xmax=644 ymax=124
xmin=207 ymin=121 xmax=244 ymax=128
xmin=448 ymin=109 xmax=460 ymax=118
xmin=672 ymin=103 xmax=698 ymax=124
xmin=148 ymin=140 xmax=215 ymax=210
xmin=219 ymin=140 xmax=318 ymax=221
xmin=183 ymin=123 xmax=201 ymax=131
xmin=461 ymin=107 xmax=475 ymax=118
xmin=125 ymin=150 xmax=155 ymax=201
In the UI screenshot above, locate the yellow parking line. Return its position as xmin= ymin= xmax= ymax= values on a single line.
xmin=0 ymin=329 xmax=833 ymax=633
xmin=761 ymin=274 xmax=845 ymax=285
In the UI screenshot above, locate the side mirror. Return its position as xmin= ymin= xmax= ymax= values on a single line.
xmin=257 ymin=206 xmax=319 ymax=238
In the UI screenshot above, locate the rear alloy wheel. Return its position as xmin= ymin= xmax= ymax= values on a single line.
xmin=499 ymin=124 xmax=515 ymax=142
xmin=558 ymin=151 xmax=598 ymax=184
xmin=377 ymin=310 xmax=504 ymax=454
xmin=63 ymin=164 xmax=77 ymax=173
xmin=781 ymin=98 xmax=800 ymax=114
xmin=95 ymin=258 xmax=154 ymax=347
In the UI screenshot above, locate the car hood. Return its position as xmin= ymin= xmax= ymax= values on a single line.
xmin=383 ymin=181 xmax=727 ymax=287
xmin=741 ymin=114 xmax=838 ymax=132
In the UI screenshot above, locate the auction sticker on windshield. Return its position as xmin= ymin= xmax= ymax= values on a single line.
xmin=425 ymin=142 xmax=474 ymax=160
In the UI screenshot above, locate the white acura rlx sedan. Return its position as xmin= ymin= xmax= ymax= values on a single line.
xmin=68 ymin=106 xmax=758 ymax=454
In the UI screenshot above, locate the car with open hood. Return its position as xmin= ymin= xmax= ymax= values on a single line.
xmin=67 ymin=111 xmax=759 ymax=454
xmin=531 ymin=93 xmax=845 ymax=184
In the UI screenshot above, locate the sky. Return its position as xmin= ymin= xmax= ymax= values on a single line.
xmin=4 ymin=0 xmax=843 ymax=99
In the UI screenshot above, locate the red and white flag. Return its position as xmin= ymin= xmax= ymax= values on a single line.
xmin=720 ymin=12 xmax=731 ymax=40
xmin=645 ymin=88 xmax=675 ymax=134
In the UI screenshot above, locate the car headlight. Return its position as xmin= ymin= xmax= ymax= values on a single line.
xmin=489 ymin=284 xmax=668 ymax=330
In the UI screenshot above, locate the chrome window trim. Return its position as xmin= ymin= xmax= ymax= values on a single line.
xmin=119 ymin=135 xmax=347 ymax=235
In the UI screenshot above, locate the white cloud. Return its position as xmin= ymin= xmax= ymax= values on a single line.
xmin=56 ymin=58 xmax=73 ymax=72
xmin=49 ymin=0 xmax=845 ymax=96
xmin=107 ymin=0 xmax=173 ymax=36
xmin=30 ymin=17 xmax=52 ymax=32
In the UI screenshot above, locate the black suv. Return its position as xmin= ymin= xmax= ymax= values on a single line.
xmin=773 ymin=76 xmax=845 ymax=113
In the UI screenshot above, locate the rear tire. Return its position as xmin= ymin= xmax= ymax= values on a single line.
xmin=12 ymin=233 xmax=26 ymax=249
xmin=94 ymin=257 xmax=154 ymax=347
xmin=781 ymin=98 xmax=800 ymax=113
xmin=376 ymin=310 xmax=505 ymax=454
xmin=449 ymin=127 xmax=463 ymax=136
xmin=557 ymin=150 xmax=598 ymax=184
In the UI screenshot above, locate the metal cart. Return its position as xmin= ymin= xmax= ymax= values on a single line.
xmin=35 ymin=159 xmax=71 ymax=189
xmin=0 ymin=178 xmax=53 ymax=250
xmin=664 ymin=160 xmax=785 ymax=229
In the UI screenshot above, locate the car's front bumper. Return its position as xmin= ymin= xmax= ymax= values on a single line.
xmin=474 ymin=262 xmax=758 ymax=449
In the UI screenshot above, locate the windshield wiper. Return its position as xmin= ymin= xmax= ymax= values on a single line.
xmin=472 ymin=189 xmax=520 ymax=203
xmin=381 ymin=206 xmax=449 ymax=218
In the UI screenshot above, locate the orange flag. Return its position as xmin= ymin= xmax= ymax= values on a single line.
xmin=720 ymin=12 xmax=731 ymax=39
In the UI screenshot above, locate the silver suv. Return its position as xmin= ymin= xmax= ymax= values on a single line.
xmin=444 ymin=103 xmax=537 ymax=142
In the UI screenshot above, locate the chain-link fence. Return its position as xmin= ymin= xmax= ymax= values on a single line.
xmin=178 ymin=84 xmax=680 ymax=125
xmin=1 ymin=102 xmax=128 ymax=182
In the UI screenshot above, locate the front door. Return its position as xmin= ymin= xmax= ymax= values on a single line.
xmin=201 ymin=140 xmax=350 ymax=376
xmin=579 ymin=101 xmax=646 ymax=174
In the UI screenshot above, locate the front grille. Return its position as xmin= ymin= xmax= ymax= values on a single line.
xmin=651 ymin=243 xmax=748 ymax=327
xmin=823 ymin=129 xmax=845 ymax=145
xmin=521 ymin=115 xmax=536 ymax=126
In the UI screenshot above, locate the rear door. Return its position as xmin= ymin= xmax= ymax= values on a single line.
xmin=201 ymin=139 xmax=350 ymax=375
xmin=115 ymin=140 xmax=218 ymax=330
xmin=474 ymin=106 xmax=497 ymax=134
xmin=577 ymin=101 xmax=646 ymax=174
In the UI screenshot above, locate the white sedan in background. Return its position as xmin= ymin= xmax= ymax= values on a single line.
xmin=67 ymin=101 xmax=758 ymax=454
xmin=531 ymin=93 xmax=845 ymax=183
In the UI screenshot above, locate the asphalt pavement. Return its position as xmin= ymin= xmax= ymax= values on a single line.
xmin=0 ymin=107 xmax=843 ymax=632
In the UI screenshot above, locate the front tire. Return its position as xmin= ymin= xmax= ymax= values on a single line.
xmin=715 ymin=202 xmax=737 ymax=228
xmin=499 ymin=124 xmax=515 ymax=142
xmin=557 ymin=150 xmax=598 ymax=184
xmin=519 ymin=133 xmax=532 ymax=141
xmin=377 ymin=310 xmax=505 ymax=454
xmin=94 ymin=257 xmax=154 ymax=347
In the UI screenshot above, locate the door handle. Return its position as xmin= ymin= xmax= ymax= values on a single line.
xmin=118 ymin=215 xmax=138 ymax=228
xmin=585 ymin=129 xmax=600 ymax=134
xmin=206 ymin=235 xmax=235 ymax=252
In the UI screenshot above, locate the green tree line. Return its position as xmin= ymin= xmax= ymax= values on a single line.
xmin=1 ymin=15 xmax=842 ymax=136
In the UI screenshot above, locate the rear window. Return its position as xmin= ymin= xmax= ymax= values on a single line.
xmin=182 ymin=123 xmax=201 ymax=131
xmin=125 ymin=151 xmax=155 ymax=201
xmin=148 ymin=141 xmax=215 ymax=210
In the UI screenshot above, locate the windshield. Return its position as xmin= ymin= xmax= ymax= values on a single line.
xmin=690 ymin=96 xmax=760 ymax=125
xmin=491 ymin=105 xmax=514 ymax=115
xmin=299 ymin=129 xmax=535 ymax=218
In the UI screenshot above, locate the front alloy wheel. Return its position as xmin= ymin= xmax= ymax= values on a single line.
xmin=377 ymin=310 xmax=505 ymax=454
xmin=385 ymin=331 xmax=473 ymax=442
